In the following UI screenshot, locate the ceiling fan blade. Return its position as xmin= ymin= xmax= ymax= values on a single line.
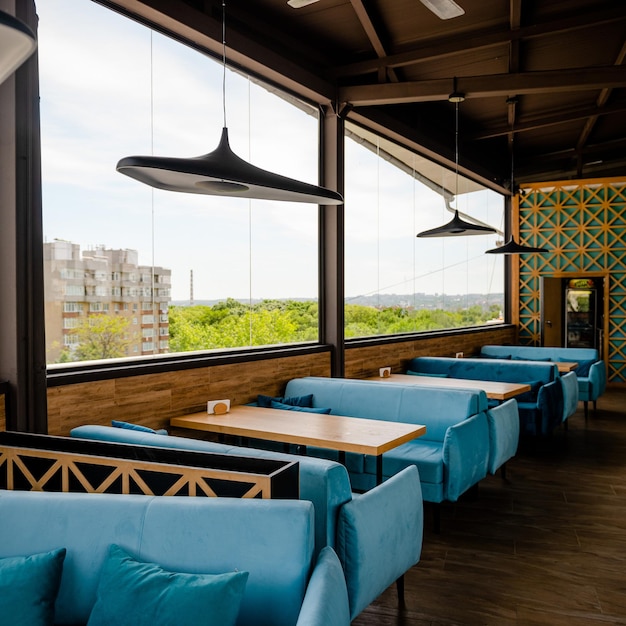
xmin=287 ymin=0 xmax=320 ymax=8
xmin=419 ymin=0 xmax=464 ymax=20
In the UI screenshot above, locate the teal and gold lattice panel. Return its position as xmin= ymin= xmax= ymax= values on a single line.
xmin=516 ymin=179 xmax=626 ymax=382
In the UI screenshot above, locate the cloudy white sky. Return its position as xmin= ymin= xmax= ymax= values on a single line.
xmin=36 ymin=0 xmax=504 ymax=303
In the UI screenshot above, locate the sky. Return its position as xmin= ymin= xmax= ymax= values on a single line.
xmin=36 ymin=0 xmax=504 ymax=303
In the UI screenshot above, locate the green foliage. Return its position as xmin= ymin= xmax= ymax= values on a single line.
xmin=169 ymin=299 xmax=502 ymax=351
xmin=72 ymin=314 xmax=132 ymax=361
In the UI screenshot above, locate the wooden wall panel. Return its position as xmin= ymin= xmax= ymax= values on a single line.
xmin=345 ymin=326 xmax=517 ymax=379
xmin=46 ymin=352 xmax=331 ymax=436
xmin=46 ymin=326 xmax=515 ymax=436
xmin=0 ymin=383 xmax=8 ymax=431
xmin=47 ymin=380 xmax=117 ymax=436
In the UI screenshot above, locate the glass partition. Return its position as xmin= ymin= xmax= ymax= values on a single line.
xmin=344 ymin=121 xmax=505 ymax=338
xmin=38 ymin=0 xmax=320 ymax=365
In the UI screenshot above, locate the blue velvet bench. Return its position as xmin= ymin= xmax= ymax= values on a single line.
xmin=407 ymin=356 xmax=564 ymax=437
xmin=280 ymin=376 xmax=495 ymax=533
xmin=70 ymin=425 xmax=423 ymax=621
xmin=0 ymin=489 xmax=349 ymax=626
xmin=480 ymin=344 xmax=605 ymax=419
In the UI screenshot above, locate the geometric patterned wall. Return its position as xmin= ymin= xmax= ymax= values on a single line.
xmin=514 ymin=178 xmax=626 ymax=383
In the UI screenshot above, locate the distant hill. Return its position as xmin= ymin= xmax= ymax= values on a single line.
xmin=171 ymin=292 xmax=504 ymax=310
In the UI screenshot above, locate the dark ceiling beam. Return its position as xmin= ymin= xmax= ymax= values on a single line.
xmin=517 ymin=136 xmax=626 ymax=169
xmin=574 ymin=38 xmax=626 ymax=175
xmin=507 ymin=0 xmax=523 ymax=148
xmin=348 ymin=0 xmax=398 ymax=83
xmin=99 ymin=0 xmax=336 ymax=104
xmin=516 ymin=156 xmax=626 ymax=184
xmin=339 ymin=66 xmax=626 ymax=106
xmin=332 ymin=4 xmax=626 ymax=78
xmin=508 ymin=0 xmax=522 ymax=73
xmin=471 ymin=99 xmax=626 ymax=140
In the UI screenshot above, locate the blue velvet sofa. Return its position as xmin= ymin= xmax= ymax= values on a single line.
xmin=69 ymin=426 xmax=423 ymax=621
xmin=0 ymin=489 xmax=349 ymax=626
xmin=559 ymin=371 xmax=580 ymax=426
xmin=71 ymin=424 xmax=352 ymax=557
xmin=480 ymin=344 xmax=605 ymax=418
xmin=282 ymin=376 xmax=491 ymax=505
xmin=407 ymin=356 xmax=564 ymax=437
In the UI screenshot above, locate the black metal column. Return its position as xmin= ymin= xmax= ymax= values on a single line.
xmin=318 ymin=105 xmax=345 ymax=378
xmin=0 ymin=0 xmax=47 ymax=432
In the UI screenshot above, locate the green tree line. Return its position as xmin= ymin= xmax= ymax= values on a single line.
xmin=168 ymin=299 xmax=502 ymax=351
xmin=53 ymin=299 xmax=502 ymax=362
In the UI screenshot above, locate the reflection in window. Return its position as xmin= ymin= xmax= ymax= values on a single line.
xmin=344 ymin=122 xmax=505 ymax=338
xmin=38 ymin=0 xmax=319 ymax=365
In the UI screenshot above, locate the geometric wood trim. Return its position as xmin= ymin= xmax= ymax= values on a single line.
xmin=0 ymin=446 xmax=266 ymax=497
xmin=0 ymin=432 xmax=299 ymax=500
xmin=515 ymin=177 xmax=626 ymax=382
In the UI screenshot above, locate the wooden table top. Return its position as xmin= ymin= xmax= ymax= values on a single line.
xmin=365 ymin=374 xmax=531 ymax=401
xmin=554 ymin=361 xmax=578 ymax=373
xmin=171 ymin=405 xmax=426 ymax=456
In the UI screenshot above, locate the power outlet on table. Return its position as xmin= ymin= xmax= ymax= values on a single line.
xmin=455 ymin=352 xmax=464 ymax=358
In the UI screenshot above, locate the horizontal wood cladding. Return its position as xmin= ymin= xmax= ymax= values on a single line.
xmin=345 ymin=326 xmax=517 ymax=379
xmin=0 ymin=382 xmax=7 ymax=431
xmin=46 ymin=327 xmax=515 ymax=435
xmin=46 ymin=352 xmax=331 ymax=436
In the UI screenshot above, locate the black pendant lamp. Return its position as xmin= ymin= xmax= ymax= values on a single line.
xmin=417 ymin=89 xmax=496 ymax=238
xmin=486 ymin=105 xmax=547 ymax=254
xmin=485 ymin=236 xmax=547 ymax=254
xmin=0 ymin=10 xmax=37 ymax=85
xmin=116 ymin=2 xmax=343 ymax=205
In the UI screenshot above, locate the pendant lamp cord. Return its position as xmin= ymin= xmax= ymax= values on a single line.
xmin=510 ymin=100 xmax=516 ymax=241
xmin=221 ymin=0 xmax=227 ymax=128
xmin=454 ymin=100 xmax=459 ymax=211
xmin=510 ymin=125 xmax=515 ymax=196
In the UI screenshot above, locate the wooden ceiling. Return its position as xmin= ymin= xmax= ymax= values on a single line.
xmin=103 ymin=0 xmax=626 ymax=192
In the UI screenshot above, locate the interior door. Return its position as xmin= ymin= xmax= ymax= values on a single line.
xmin=541 ymin=277 xmax=563 ymax=346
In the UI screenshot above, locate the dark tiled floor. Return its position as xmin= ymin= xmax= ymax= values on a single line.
xmin=353 ymin=388 xmax=626 ymax=625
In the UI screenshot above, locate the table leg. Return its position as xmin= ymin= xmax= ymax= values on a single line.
xmin=376 ymin=455 xmax=383 ymax=485
xmin=338 ymin=450 xmax=346 ymax=466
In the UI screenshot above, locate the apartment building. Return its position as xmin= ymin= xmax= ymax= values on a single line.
xmin=43 ymin=240 xmax=171 ymax=363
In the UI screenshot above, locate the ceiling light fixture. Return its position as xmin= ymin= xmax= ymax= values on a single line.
xmin=417 ymin=88 xmax=496 ymax=238
xmin=486 ymin=99 xmax=547 ymax=255
xmin=419 ymin=0 xmax=465 ymax=20
xmin=0 ymin=9 xmax=37 ymax=86
xmin=485 ymin=237 xmax=547 ymax=254
xmin=117 ymin=1 xmax=343 ymax=205
xmin=287 ymin=0 xmax=320 ymax=8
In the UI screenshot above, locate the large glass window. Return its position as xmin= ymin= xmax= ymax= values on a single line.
xmin=38 ymin=0 xmax=320 ymax=365
xmin=344 ymin=122 xmax=505 ymax=338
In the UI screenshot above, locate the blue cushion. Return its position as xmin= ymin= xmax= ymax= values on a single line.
xmin=405 ymin=370 xmax=448 ymax=378
xmin=87 ymin=545 xmax=248 ymax=626
xmin=0 ymin=547 xmax=66 ymax=626
xmin=257 ymin=394 xmax=314 ymax=408
xmin=371 ymin=440 xmax=444 ymax=485
xmin=111 ymin=420 xmax=168 ymax=436
xmin=566 ymin=358 xmax=595 ymax=378
xmin=270 ymin=400 xmax=332 ymax=414
xmin=515 ymin=380 xmax=542 ymax=403
xmin=512 ymin=355 xmax=552 ymax=362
